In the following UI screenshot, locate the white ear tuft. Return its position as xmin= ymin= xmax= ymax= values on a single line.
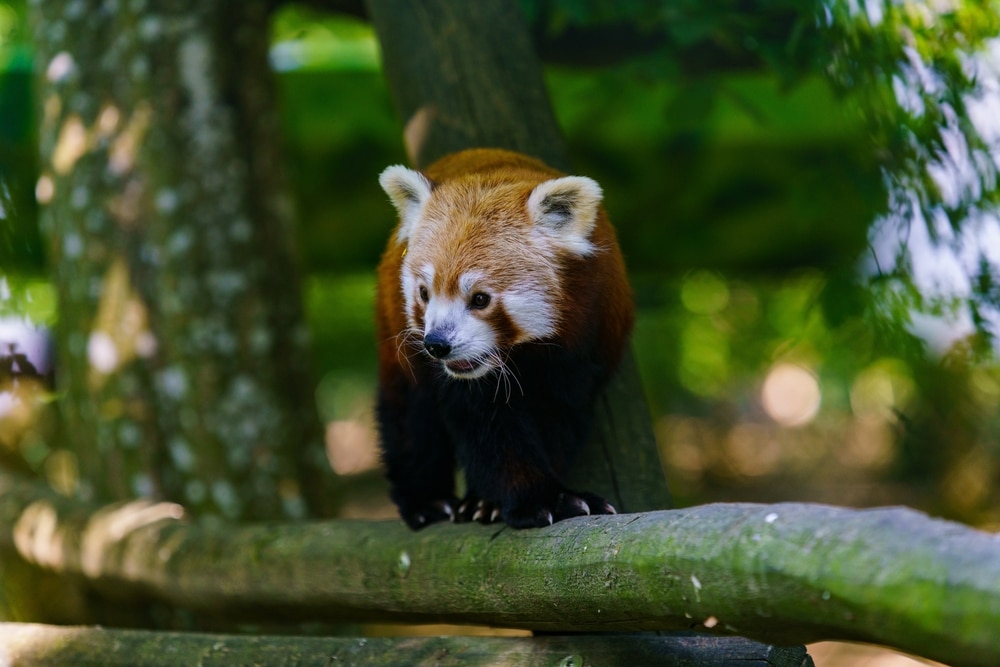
xmin=379 ymin=165 xmax=433 ymax=242
xmin=527 ymin=176 xmax=603 ymax=255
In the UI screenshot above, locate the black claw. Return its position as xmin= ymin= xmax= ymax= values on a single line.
xmin=399 ymin=497 xmax=459 ymax=530
xmin=575 ymin=491 xmax=616 ymax=517
xmin=561 ymin=494 xmax=591 ymax=517
xmin=434 ymin=500 xmax=455 ymax=520
xmin=450 ymin=490 xmax=614 ymax=529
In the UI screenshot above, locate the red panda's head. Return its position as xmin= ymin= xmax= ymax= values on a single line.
xmin=379 ymin=163 xmax=603 ymax=380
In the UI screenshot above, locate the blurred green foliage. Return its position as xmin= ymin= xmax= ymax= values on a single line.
xmin=0 ymin=0 xmax=37 ymax=274
xmin=823 ymin=0 xmax=1000 ymax=357
xmin=3 ymin=1 xmax=1000 ymax=525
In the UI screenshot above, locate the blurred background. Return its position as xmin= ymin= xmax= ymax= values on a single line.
xmin=2 ymin=0 xmax=999 ymax=557
xmin=3 ymin=2 xmax=999 ymax=663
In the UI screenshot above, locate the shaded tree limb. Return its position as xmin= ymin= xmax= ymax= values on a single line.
xmin=0 ymin=622 xmax=812 ymax=667
xmin=278 ymin=0 xmax=795 ymax=72
xmin=0 ymin=471 xmax=995 ymax=666
xmin=364 ymin=0 xmax=567 ymax=170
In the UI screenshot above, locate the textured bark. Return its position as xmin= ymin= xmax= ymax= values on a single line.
xmin=28 ymin=1 xmax=334 ymax=518
xmin=365 ymin=0 xmax=567 ymax=170
xmin=0 ymin=623 xmax=812 ymax=667
xmin=365 ymin=0 xmax=672 ymax=514
xmin=1 ymin=471 xmax=995 ymax=667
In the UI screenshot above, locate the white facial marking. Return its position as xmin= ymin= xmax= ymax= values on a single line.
xmin=418 ymin=263 xmax=434 ymax=285
xmin=423 ymin=296 xmax=464 ymax=335
xmin=459 ymin=271 xmax=483 ymax=296
xmin=402 ymin=263 xmax=435 ymax=329
xmin=401 ymin=271 xmax=417 ymax=327
xmin=503 ymin=285 xmax=556 ymax=341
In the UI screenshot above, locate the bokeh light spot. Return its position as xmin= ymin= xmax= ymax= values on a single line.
xmin=761 ymin=363 xmax=821 ymax=427
xmin=850 ymin=358 xmax=913 ymax=419
xmin=681 ymin=270 xmax=729 ymax=315
xmin=679 ymin=319 xmax=729 ymax=397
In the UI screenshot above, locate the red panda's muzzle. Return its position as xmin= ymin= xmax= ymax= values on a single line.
xmin=423 ymin=331 xmax=490 ymax=378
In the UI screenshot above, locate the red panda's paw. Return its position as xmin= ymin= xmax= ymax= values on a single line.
xmin=399 ymin=498 xmax=457 ymax=530
xmin=502 ymin=490 xmax=617 ymax=529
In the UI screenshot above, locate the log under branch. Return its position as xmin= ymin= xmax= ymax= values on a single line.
xmin=0 ymin=472 xmax=996 ymax=666
xmin=0 ymin=623 xmax=812 ymax=667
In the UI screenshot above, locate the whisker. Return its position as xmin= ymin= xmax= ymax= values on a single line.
xmin=488 ymin=348 xmax=522 ymax=404
xmin=490 ymin=350 xmax=508 ymax=403
xmin=503 ymin=349 xmax=524 ymax=398
xmin=388 ymin=327 xmax=423 ymax=381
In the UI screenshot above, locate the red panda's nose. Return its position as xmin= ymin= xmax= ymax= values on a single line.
xmin=423 ymin=333 xmax=452 ymax=359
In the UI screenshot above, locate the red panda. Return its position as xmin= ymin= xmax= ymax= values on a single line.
xmin=375 ymin=148 xmax=634 ymax=529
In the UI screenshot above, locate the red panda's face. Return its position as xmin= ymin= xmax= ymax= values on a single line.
xmin=401 ymin=252 xmax=555 ymax=380
xmin=380 ymin=165 xmax=603 ymax=381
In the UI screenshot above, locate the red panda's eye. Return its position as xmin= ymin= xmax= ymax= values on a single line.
xmin=419 ymin=286 xmax=429 ymax=303
xmin=470 ymin=292 xmax=491 ymax=310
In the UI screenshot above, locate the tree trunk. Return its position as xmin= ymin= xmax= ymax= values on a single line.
xmin=27 ymin=1 xmax=334 ymax=519
xmin=364 ymin=0 xmax=672 ymax=514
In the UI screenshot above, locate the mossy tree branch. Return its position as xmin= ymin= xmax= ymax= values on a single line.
xmin=1 ymin=472 xmax=996 ymax=666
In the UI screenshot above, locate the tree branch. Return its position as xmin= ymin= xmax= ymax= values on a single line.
xmin=271 ymin=0 xmax=787 ymax=72
xmin=1 ymin=471 xmax=996 ymax=666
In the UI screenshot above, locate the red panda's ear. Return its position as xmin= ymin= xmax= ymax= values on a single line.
xmin=379 ymin=165 xmax=434 ymax=243
xmin=527 ymin=176 xmax=603 ymax=256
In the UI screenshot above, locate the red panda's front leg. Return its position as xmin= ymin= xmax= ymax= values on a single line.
xmin=452 ymin=403 xmax=617 ymax=529
xmin=376 ymin=380 xmax=459 ymax=529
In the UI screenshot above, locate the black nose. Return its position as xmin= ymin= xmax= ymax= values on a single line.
xmin=423 ymin=334 xmax=452 ymax=359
